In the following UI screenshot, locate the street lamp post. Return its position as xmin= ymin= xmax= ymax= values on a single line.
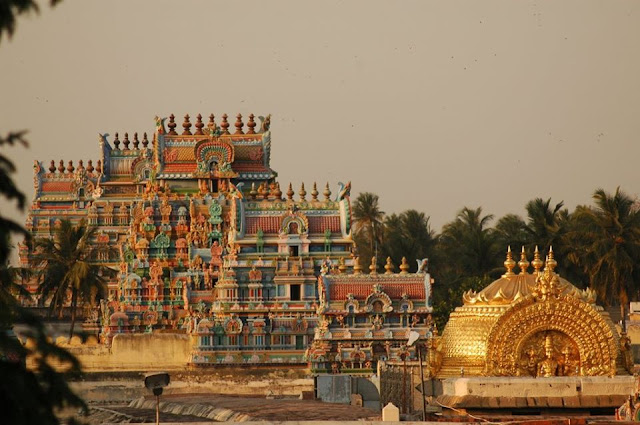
xmin=407 ymin=330 xmax=427 ymax=421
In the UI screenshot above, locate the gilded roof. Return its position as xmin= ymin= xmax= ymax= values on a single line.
xmin=462 ymin=273 xmax=591 ymax=306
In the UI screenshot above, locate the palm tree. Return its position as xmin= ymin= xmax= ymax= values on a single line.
xmin=34 ymin=219 xmax=110 ymax=339
xmin=352 ymin=192 xmax=385 ymax=260
xmin=494 ymin=213 xmax=528 ymax=251
xmin=569 ymin=188 xmax=640 ymax=312
xmin=439 ymin=207 xmax=498 ymax=279
xmin=381 ymin=210 xmax=436 ymax=273
xmin=524 ymin=198 xmax=567 ymax=250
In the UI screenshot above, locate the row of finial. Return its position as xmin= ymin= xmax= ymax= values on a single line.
xmin=167 ymin=113 xmax=257 ymax=136
xmin=47 ymin=159 xmax=102 ymax=174
xmin=111 ymin=132 xmax=150 ymax=150
xmin=352 ymin=256 xmax=411 ymax=275
xmin=248 ymin=182 xmax=334 ymax=202
xmin=503 ymin=245 xmax=557 ymax=277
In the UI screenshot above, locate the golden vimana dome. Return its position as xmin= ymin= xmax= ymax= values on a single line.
xmin=462 ymin=246 xmax=596 ymax=306
xmin=437 ymin=246 xmax=630 ymax=378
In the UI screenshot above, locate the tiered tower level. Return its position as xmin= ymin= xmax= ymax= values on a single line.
xmin=22 ymin=113 xmax=360 ymax=364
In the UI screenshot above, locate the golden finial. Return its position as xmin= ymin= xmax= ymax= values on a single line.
xmin=545 ymin=246 xmax=557 ymax=273
xmin=324 ymin=182 xmax=331 ymax=201
xmin=400 ymin=257 xmax=410 ymax=275
xmin=133 ymin=132 xmax=140 ymax=149
xmin=369 ymin=256 xmax=377 ymax=275
xmin=338 ymin=257 xmax=347 ymax=274
xmin=532 ymin=245 xmax=543 ymax=274
xmin=287 ymin=183 xmax=294 ymax=200
xmin=353 ymin=257 xmax=363 ymax=275
xmin=311 ymin=182 xmax=319 ymax=201
xmin=384 ymin=257 xmax=394 ymax=274
xmin=249 ymin=183 xmax=257 ymax=200
xmin=86 ymin=160 xmax=94 ymax=173
xmin=113 ymin=132 xmax=120 ymax=149
xmin=518 ymin=246 xmax=529 ymax=275
xmin=502 ymin=246 xmax=516 ymax=277
xmin=48 ymin=160 xmax=56 ymax=173
xmin=67 ymin=160 xmax=75 ymax=173
xmin=299 ymin=183 xmax=307 ymax=201
xmin=182 ymin=114 xmax=192 ymax=135
xmin=96 ymin=159 xmax=102 ymax=173
xmin=57 ymin=159 xmax=65 ymax=173
xmin=123 ymin=132 xmax=130 ymax=150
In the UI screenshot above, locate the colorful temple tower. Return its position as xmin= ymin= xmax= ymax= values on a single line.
xmin=22 ymin=113 xmax=358 ymax=364
xmin=308 ymin=256 xmax=436 ymax=374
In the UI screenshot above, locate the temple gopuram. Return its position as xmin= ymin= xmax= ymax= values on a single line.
xmin=308 ymin=256 xmax=435 ymax=374
xmin=21 ymin=113 xmax=360 ymax=364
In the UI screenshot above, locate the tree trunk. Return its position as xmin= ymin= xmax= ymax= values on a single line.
xmin=69 ymin=289 xmax=77 ymax=340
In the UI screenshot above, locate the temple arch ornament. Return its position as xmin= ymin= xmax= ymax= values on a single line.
xmin=280 ymin=212 xmax=309 ymax=235
xmin=484 ymin=293 xmax=619 ymax=377
xmin=194 ymin=138 xmax=234 ymax=173
xmin=365 ymin=286 xmax=393 ymax=313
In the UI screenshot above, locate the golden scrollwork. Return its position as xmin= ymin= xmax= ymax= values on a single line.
xmin=484 ymin=292 xmax=618 ymax=377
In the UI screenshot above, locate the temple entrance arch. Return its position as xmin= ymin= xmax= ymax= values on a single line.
xmin=485 ymin=294 xmax=619 ymax=377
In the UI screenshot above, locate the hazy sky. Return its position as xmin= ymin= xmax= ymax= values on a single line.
xmin=2 ymin=1 xmax=639 ymax=245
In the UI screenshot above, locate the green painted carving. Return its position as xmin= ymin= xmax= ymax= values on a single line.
xmin=209 ymin=200 xmax=222 ymax=225
xmin=324 ymin=228 xmax=332 ymax=252
xmin=153 ymin=232 xmax=170 ymax=258
xmin=256 ymin=228 xmax=264 ymax=253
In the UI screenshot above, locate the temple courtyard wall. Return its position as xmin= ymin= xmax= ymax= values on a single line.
xmin=70 ymin=333 xmax=192 ymax=371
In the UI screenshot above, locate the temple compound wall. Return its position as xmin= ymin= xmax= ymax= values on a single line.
xmin=21 ymin=113 xmax=366 ymax=366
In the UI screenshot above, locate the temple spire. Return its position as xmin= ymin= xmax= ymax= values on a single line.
xmin=532 ymin=245 xmax=543 ymax=274
xmin=502 ymin=246 xmax=516 ymax=277
xmin=182 ymin=114 xmax=192 ymax=135
xmin=133 ymin=132 xmax=140 ymax=149
xmin=299 ymin=183 xmax=306 ymax=201
xmin=353 ymin=257 xmax=363 ymax=275
xmin=167 ymin=114 xmax=177 ymax=134
xmin=545 ymin=246 xmax=557 ymax=273
xmin=194 ymin=114 xmax=204 ymax=135
xmin=324 ymin=182 xmax=331 ymax=201
xmin=234 ymin=114 xmax=244 ymax=134
xmin=384 ymin=257 xmax=394 ymax=274
xmin=220 ymin=114 xmax=230 ymax=134
xmin=286 ymin=183 xmax=294 ymax=200
xmin=399 ymin=257 xmax=409 ymax=275
xmin=247 ymin=114 xmax=256 ymax=134
xmin=518 ymin=246 xmax=529 ymax=275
